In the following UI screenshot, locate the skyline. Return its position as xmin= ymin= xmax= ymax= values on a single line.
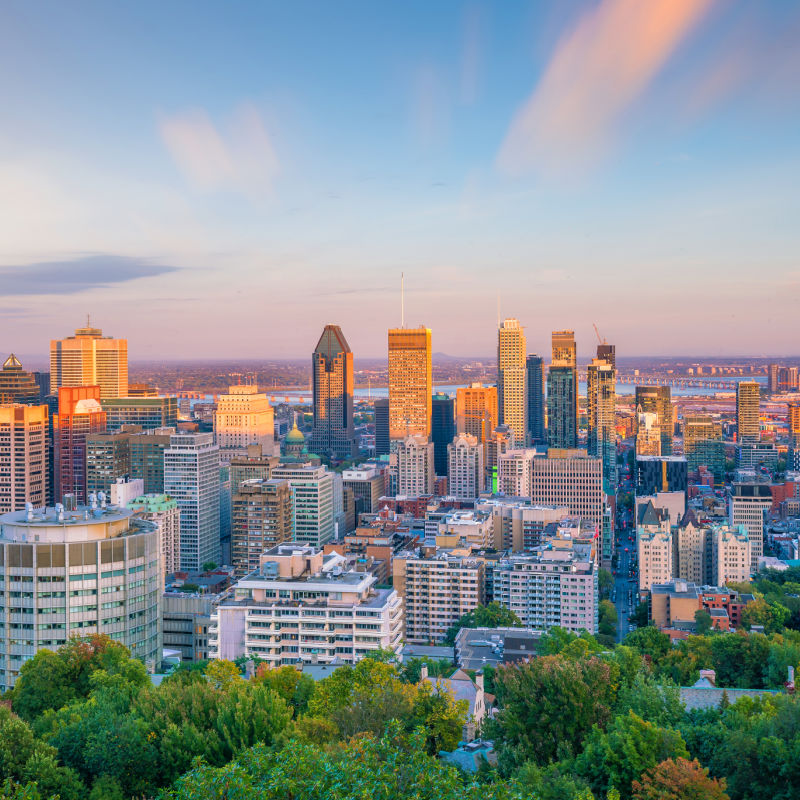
xmin=1 ymin=0 xmax=799 ymax=358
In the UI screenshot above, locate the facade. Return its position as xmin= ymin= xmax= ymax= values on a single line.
xmin=711 ymin=526 xmax=751 ymax=585
xmin=231 ymin=479 xmax=293 ymax=577
xmin=768 ymin=363 xmax=780 ymax=394
xmin=162 ymin=592 xmax=214 ymax=662
xmin=736 ymin=381 xmax=761 ymax=443
xmin=636 ymin=456 xmax=688 ymax=497
xmin=164 ymin=432 xmax=220 ymax=571
xmin=447 ymin=434 xmax=484 ymax=501
xmin=0 ymin=504 xmax=161 ymax=691
xmin=526 ymin=354 xmax=546 ymax=446
xmin=101 ymin=396 xmax=178 ymax=432
xmin=211 ymin=545 xmax=403 ymax=664
xmin=129 ymin=427 xmax=174 ymax=494
xmin=396 ymin=435 xmax=435 ymax=496
xmin=214 ymin=385 xmax=275 ymax=456
xmin=635 ymin=411 xmax=661 ymax=456
xmin=456 ymin=383 xmax=498 ymax=444
xmin=438 ymin=510 xmax=495 ymax=549
xmin=308 ymin=325 xmax=357 ymax=459
xmin=50 ymin=323 xmax=128 ymax=399
xmin=635 ymin=386 xmax=673 ymax=455
xmin=86 ymin=432 xmax=131 ymax=495
xmin=229 ymin=444 xmax=279 ymax=496
xmin=729 ymin=483 xmax=772 ymax=572
xmin=736 ymin=441 xmax=778 ymax=470
xmin=587 ymin=358 xmax=616 ymax=492
xmin=54 ymin=386 xmax=107 ymax=504
xmin=373 ymin=398 xmax=390 ymax=456
xmin=0 ymin=355 xmax=40 ymax=404
xmin=497 ymin=448 xmax=538 ymax=497
xmin=388 ymin=327 xmax=432 ymax=440
xmin=271 ymin=463 xmax=335 ymax=548
xmin=497 ymin=319 xmax=527 ymax=443
xmin=431 ymin=394 xmax=455 ymax=477
xmin=530 ymin=450 xmax=605 ymax=527
xmin=788 ymin=402 xmax=800 ymax=447
xmin=596 ymin=343 xmax=616 ymax=372
xmin=485 ymin=425 xmax=514 ymax=492
xmin=638 ymin=522 xmax=674 ymax=592
xmin=127 ymin=493 xmax=181 ymax=577
xmin=547 ymin=366 xmax=577 ymax=449
xmin=0 ymin=405 xmax=48 ymax=513
xmin=476 ymin=498 xmax=568 ymax=551
xmin=341 ymin=466 xmax=385 ymax=515
xmin=494 ymin=543 xmax=598 ymax=634
xmin=393 ymin=545 xmax=484 ymax=643
xmin=684 ymin=415 xmax=724 ymax=482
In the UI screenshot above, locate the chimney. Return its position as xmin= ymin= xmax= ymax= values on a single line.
xmin=420 ymin=663 xmax=429 ymax=681
xmin=475 ymin=669 xmax=484 ymax=693
xmin=699 ymin=668 xmax=716 ymax=687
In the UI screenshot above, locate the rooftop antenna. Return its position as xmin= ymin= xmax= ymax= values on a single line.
xmin=86 ymin=313 xmax=90 ymax=327
xmin=401 ymin=271 xmax=405 ymax=328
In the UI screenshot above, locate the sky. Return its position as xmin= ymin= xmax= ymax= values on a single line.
xmin=1 ymin=0 xmax=799 ymax=360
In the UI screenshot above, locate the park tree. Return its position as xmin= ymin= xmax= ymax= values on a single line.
xmin=632 ymin=757 xmax=729 ymax=800
xmin=623 ymin=627 xmax=671 ymax=662
xmin=444 ymin=602 xmax=522 ymax=645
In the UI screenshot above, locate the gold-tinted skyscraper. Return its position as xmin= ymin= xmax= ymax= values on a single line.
xmin=548 ymin=330 xmax=578 ymax=449
xmin=50 ymin=322 xmax=128 ymax=399
xmin=497 ymin=319 xmax=527 ymax=443
xmin=736 ymin=381 xmax=760 ymax=443
xmin=388 ymin=327 xmax=432 ymax=440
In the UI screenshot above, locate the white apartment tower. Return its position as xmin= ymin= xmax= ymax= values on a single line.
xmin=127 ymin=493 xmax=181 ymax=578
xmin=396 ymin=435 xmax=435 ymax=496
xmin=447 ymin=433 xmax=484 ymax=501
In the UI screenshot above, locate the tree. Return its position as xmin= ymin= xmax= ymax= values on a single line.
xmin=623 ymin=627 xmax=671 ymax=662
xmin=599 ymin=569 xmax=615 ymax=600
xmin=202 ymin=561 xmax=218 ymax=572
xmin=444 ymin=603 xmax=522 ymax=646
xmin=694 ymin=610 xmax=713 ymax=636
xmin=204 ymin=659 xmax=242 ymax=690
xmin=253 ymin=664 xmax=315 ymax=716
xmin=615 ymin=672 xmax=684 ymax=728
xmin=630 ymin=602 xmax=650 ymax=630
xmin=632 ymin=757 xmax=729 ymax=800
xmin=741 ymin=599 xmax=790 ymax=634
xmin=399 ymin=657 xmax=454 ymax=684
xmin=539 ymin=628 xmax=603 ymax=657
xmin=600 ymin=600 xmax=619 ymax=640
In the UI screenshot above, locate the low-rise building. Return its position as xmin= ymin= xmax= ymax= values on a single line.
xmin=162 ymin=591 xmax=214 ymax=662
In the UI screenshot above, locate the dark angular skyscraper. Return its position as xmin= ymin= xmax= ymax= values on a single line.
xmin=596 ymin=343 xmax=615 ymax=372
xmin=547 ymin=366 xmax=577 ymax=449
xmin=431 ymin=393 xmax=455 ymax=477
xmin=308 ymin=325 xmax=357 ymax=460
xmin=0 ymin=355 xmax=41 ymax=404
xmin=526 ymin=354 xmax=546 ymax=446
xmin=373 ymin=398 xmax=390 ymax=456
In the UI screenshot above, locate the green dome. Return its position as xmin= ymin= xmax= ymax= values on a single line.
xmin=286 ymin=422 xmax=305 ymax=443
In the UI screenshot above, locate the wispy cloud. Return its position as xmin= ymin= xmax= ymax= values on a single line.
xmin=159 ymin=103 xmax=279 ymax=195
xmin=497 ymin=0 xmax=716 ymax=175
xmin=0 ymin=254 xmax=180 ymax=295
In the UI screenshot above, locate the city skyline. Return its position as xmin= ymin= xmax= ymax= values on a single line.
xmin=1 ymin=1 xmax=799 ymax=358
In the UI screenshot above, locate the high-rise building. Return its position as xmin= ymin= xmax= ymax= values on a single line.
xmin=456 ymin=383 xmax=497 ymax=444
xmin=129 ymin=427 xmax=174 ymax=494
xmin=388 ymin=326 xmax=432 ymax=440
xmin=0 ymin=404 xmax=48 ymax=512
xmin=547 ymin=366 xmax=577 ymax=449
xmin=127 ymin=493 xmax=181 ymax=577
xmin=485 ymin=424 xmax=514 ymax=493
xmin=729 ymin=483 xmax=772 ymax=573
xmin=309 ymin=325 xmax=357 ymax=460
xmin=635 ymin=456 xmax=688 ymax=497
xmin=635 ymin=386 xmax=673 ymax=455
xmin=530 ymin=450 xmax=605 ymax=527
xmin=497 ymin=448 xmax=538 ymax=497
xmin=587 ymin=358 xmax=616 ymax=492
xmin=214 ymin=385 xmax=275 ymax=456
xmin=86 ymin=432 xmax=132 ymax=496
xmin=396 ymin=435 xmax=435 ymax=496
xmin=552 ymin=329 xmax=577 ymax=366
xmin=164 ymin=432 xmax=220 ymax=571
xmin=596 ymin=343 xmax=616 ymax=372
xmin=50 ymin=323 xmax=128 ymax=399
xmin=768 ymin=363 xmax=780 ymax=394
xmin=102 ymin=396 xmax=178 ymax=432
xmin=497 ymin=319 xmax=527 ymax=443
xmin=373 ymin=398 xmax=390 ymax=456
xmin=431 ymin=394 xmax=455 ymax=477
xmin=736 ymin=381 xmax=760 ymax=443
xmin=231 ymin=479 xmax=293 ymax=577
xmin=447 ymin=433 xmax=484 ymax=501
xmin=0 ymin=504 xmax=161 ymax=691
xmin=342 ymin=465 xmax=386 ymax=515
xmin=525 ymin=355 xmax=546 ymax=446
xmin=684 ymin=415 xmax=724 ymax=482
xmin=789 ymin=402 xmax=800 ymax=448
xmin=271 ymin=463 xmax=335 ymax=548
xmin=475 ymin=498 xmax=569 ymax=552
xmin=54 ymin=386 xmax=107 ymax=504
xmin=0 ymin=355 xmax=40 ymax=404
xmin=229 ymin=444 xmax=279 ymax=496
xmin=778 ymin=367 xmax=799 ymax=393
xmin=635 ymin=411 xmax=662 ymax=456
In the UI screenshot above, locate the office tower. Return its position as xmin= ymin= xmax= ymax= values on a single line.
xmin=789 ymin=402 xmax=800 ymax=447
xmin=0 ymin=404 xmax=48 ymax=512
xmin=636 ymin=411 xmax=662 ymax=456
xmin=525 ymin=355 xmax=546 ymax=446
xmin=635 ymin=386 xmax=673 ymax=455
xmin=636 ymin=456 xmax=688 ymax=497
xmin=485 ymin=424 xmax=514 ymax=492
xmin=212 ymin=545 xmax=403 ymax=663
xmin=231 ymin=479 xmax=293 ymax=577
xmin=447 ymin=433 xmax=484 ymax=501
xmin=128 ymin=493 xmax=181 ymax=577
xmin=102 ymin=396 xmax=178 ymax=432
xmin=729 ymin=483 xmax=772 ymax=573
xmin=476 ymin=499 xmax=568 ymax=552
xmin=456 ymin=383 xmax=498 ymax=443
xmin=54 ymin=386 xmax=107 ymax=504
xmin=0 ymin=505 xmax=161 ymax=691
xmin=388 ymin=326 xmax=432 ymax=440
xmin=530 ymin=450 xmax=604 ymax=527
xmin=431 ymin=394 xmax=455 ymax=477
xmin=587 ymin=358 xmax=616 ymax=492
xmin=736 ymin=381 xmax=761 ymax=443
xmin=214 ymin=384 xmax=275 ymax=456
xmin=373 ymin=398 xmax=390 ymax=456
xmin=308 ymin=325 xmax=357 ymax=459
xmin=393 ymin=546 xmax=484 ymax=644
xmin=497 ymin=319 xmax=527 ymax=443
xmin=32 ymin=372 xmax=50 ymax=402
xmin=219 ymin=464 xmax=231 ymax=563
xmin=497 ymin=448 xmax=538 ymax=497
xmin=0 ymin=355 xmax=40 ymax=404
xmin=229 ymin=444 xmax=279 ymax=496
xmin=778 ymin=366 xmax=799 ymax=393
xmin=768 ymin=363 xmax=780 ymax=394
xmin=342 ymin=465 xmax=385 ymax=515
xmin=271 ymin=463 xmax=335 ymax=548
xmin=684 ymin=415 xmax=724 ymax=482
xmin=50 ymin=322 xmax=128 ymax=399
xmin=129 ymin=427 xmax=174 ymax=494
xmin=596 ymin=342 xmax=616 ymax=372
xmin=396 ymin=434 xmax=435 ymax=496
xmin=164 ymin=432 xmax=220 ymax=571
xmin=86 ymin=432 xmax=132 ymax=495
xmin=552 ymin=329 xmax=577 ymax=366
xmin=547 ymin=366 xmax=577 ymax=449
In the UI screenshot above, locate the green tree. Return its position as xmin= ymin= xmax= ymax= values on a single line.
xmin=630 ymin=602 xmax=650 ymax=630
xmin=632 ymin=757 xmax=729 ymax=800
xmin=694 ymin=609 xmax=713 ymax=636
xmin=623 ymin=627 xmax=671 ymax=662
xmin=399 ymin=657 xmax=454 ymax=684
xmin=741 ymin=599 xmax=791 ymax=634
xmin=615 ymin=672 xmax=684 ymax=728
xmin=204 ymin=659 xmax=243 ymax=690
xmin=600 ymin=599 xmax=619 ymax=640
xmin=444 ymin=603 xmax=522 ymax=646
xmin=253 ymin=664 xmax=315 ymax=716
xmin=599 ymin=568 xmax=614 ymax=600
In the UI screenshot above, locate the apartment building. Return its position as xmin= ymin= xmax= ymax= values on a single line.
xmin=437 ymin=510 xmax=495 ymax=549
xmin=447 ymin=433 xmax=484 ymax=500
xmin=729 ymin=483 xmax=772 ymax=572
xmin=475 ymin=498 xmax=569 ymax=552
xmin=271 ymin=463 xmax=335 ymax=548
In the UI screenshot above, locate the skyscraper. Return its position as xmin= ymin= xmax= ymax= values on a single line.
xmin=447 ymin=433 xmax=484 ymax=500
xmin=587 ymin=358 xmax=617 ymax=492
xmin=684 ymin=415 xmax=724 ymax=482
xmin=0 ymin=355 xmax=40 ymax=404
xmin=86 ymin=431 xmax=132 ymax=496
xmin=768 ymin=363 xmax=780 ymax=394
xmin=396 ymin=435 xmax=435 ymax=496
xmin=50 ymin=323 xmax=128 ymax=399
xmin=635 ymin=386 xmax=673 ymax=455
xmin=736 ymin=381 xmax=760 ymax=443
xmin=430 ymin=394 xmax=455 ymax=477
xmin=271 ymin=463 xmax=335 ymax=548
xmin=373 ymin=398 xmax=390 ymax=456
xmin=214 ymin=384 xmax=275 ymax=456
xmin=789 ymin=402 xmax=800 ymax=447
xmin=497 ymin=319 xmax=527 ymax=443
xmin=456 ymin=383 xmax=498 ymax=443
xmin=101 ymin=396 xmax=178 ymax=431
xmin=526 ymin=355 xmax=546 ymax=446
xmin=388 ymin=327 xmax=432 ymax=440
xmin=596 ymin=343 xmax=616 ymax=372
xmin=0 ymin=404 xmax=48 ymax=512
xmin=548 ymin=331 xmax=578 ymax=449
xmin=54 ymin=386 xmax=107 ymax=503
xmin=309 ymin=325 xmax=357 ymax=459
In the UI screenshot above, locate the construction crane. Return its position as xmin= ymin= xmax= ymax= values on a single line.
xmin=593 ymin=323 xmax=607 ymax=345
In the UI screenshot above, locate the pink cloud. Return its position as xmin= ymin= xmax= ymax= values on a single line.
xmin=498 ymin=0 xmax=716 ymax=175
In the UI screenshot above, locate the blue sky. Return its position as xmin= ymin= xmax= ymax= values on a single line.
xmin=1 ymin=0 xmax=798 ymax=359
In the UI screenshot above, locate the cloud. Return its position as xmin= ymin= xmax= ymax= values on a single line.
xmin=0 ymin=254 xmax=180 ymax=296
xmin=410 ymin=63 xmax=450 ymax=147
xmin=497 ymin=0 xmax=716 ymax=175
xmin=159 ymin=103 xmax=279 ymax=194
